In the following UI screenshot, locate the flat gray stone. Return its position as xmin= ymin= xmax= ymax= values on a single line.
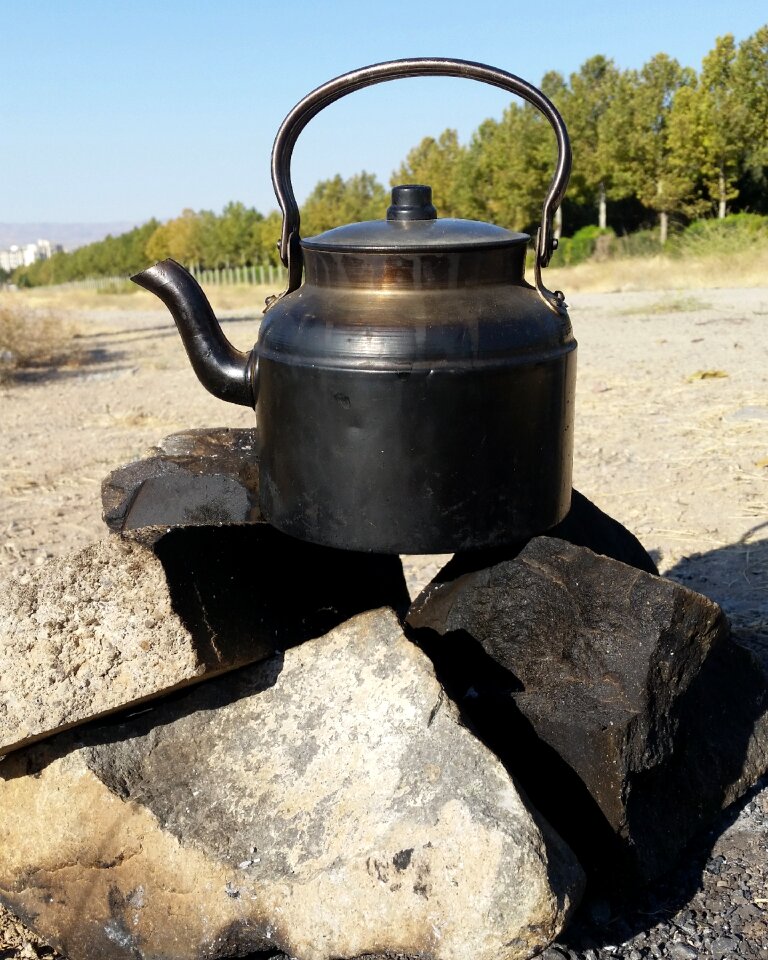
xmin=0 ymin=609 xmax=584 ymax=960
xmin=0 ymin=525 xmax=408 ymax=756
xmin=102 ymin=427 xmax=261 ymax=533
xmin=408 ymin=537 xmax=768 ymax=885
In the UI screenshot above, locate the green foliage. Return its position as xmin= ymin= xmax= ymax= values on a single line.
xmin=253 ymin=211 xmax=284 ymax=267
xmin=301 ymin=172 xmax=387 ymax=237
xmin=555 ymin=214 xmax=768 ymax=267
xmin=599 ymin=54 xmax=696 ymax=241
xmin=667 ymin=35 xmax=745 ymax=219
xmin=144 ymin=203 xmax=267 ymax=267
xmin=561 ymin=56 xmax=620 ymax=214
xmin=13 ymin=220 xmax=161 ymax=286
xmin=392 ymin=130 xmax=468 ymax=217
xmin=734 ymin=25 xmax=768 ymax=171
xmin=609 ymin=228 xmax=668 ymax=258
xmin=462 ymin=101 xmax=557 ymax=231
xmin=675 ymin=212 xmax=768 ymax=255
xmin=555 ymin=225 xmax=614 ymax=265
xmin=145 ymin=209 xmax=207 ymax=263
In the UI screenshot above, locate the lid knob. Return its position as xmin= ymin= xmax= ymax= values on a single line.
xmin=387 ymin=184 xmax=437 ymax=221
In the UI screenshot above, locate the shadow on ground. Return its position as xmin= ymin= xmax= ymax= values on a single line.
xmin=5 ymin=312 xmax=260 ymax=386
xmin=666 ymin=521 xmax=768 ymax=664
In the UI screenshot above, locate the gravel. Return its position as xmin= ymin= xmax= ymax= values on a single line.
xmin=552 ymin=777 xmax=768 ymax=959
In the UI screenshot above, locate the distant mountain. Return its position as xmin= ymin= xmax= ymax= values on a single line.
xmin=0 ymin=222 xmax=141 ymax=252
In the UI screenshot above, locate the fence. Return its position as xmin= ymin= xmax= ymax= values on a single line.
xmin=44 ymin=263 xmax=287 ymax=292
xmin=189 ymin=264 xmax=287 ymax=286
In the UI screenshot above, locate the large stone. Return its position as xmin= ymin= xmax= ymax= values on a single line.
xmin=433 ymin=490 xmax=658 ymax=583
xmin=102 ymin=427 xmax=261 ymax=533
xmin=0 ymin=525 xmax=408 ymax=756
xmin=0 ymin=609 xmax=584 ymax=960
xmin=407 ymin=537 xmax=768 ymax=885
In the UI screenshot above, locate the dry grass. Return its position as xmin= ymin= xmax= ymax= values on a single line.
xmin=4 ymin=283 xmax=279 ymax=315
xmin=546 ymin=246 xmax=768 ymax=294
xmin=4 ymin=244 xmax=767 ymax=327
xmin=0 ymin=302 xmax=82 ymax=383
xmin=620 ymin=295 xmax=712 ymax=315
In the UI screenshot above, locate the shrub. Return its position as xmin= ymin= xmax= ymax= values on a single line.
xmin=609 ymin=228 xmax=666 ymax=259
xmin=675 ymin=213 xmax=768 ymax=256
xmin=96 ymin=280 xmax=137 ymax=295
xmin=0 ymin=304 xmax=80 ymax=383
xmin=555 ymin=225 xmax=615 ymax=266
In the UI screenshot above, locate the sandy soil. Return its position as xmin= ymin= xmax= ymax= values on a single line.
xmin=1 ymin=283 xmax=767 ymax=956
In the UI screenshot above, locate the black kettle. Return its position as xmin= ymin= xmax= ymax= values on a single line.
xmin=133 ymin=58 xmax=576 ymax=554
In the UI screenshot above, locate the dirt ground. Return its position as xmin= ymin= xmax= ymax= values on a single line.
xmin=1 ymin=282 xmax=767 ymax=956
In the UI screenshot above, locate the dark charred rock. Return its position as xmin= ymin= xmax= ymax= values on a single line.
xmin=151 ymin=523 xmax=411 ymax=645
xmin=433 ymin=490 xmax=657 ymax=584
xmin=407 ymin=537 xmax=768 ymax=887
xmin=102 ymin=427 xmax=261 ymax=533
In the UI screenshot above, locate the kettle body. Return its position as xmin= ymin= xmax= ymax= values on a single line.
xmin=133 ymin=58 xmax=576 ymax=554
xmin=256 ymin=193 xmax=576 ymax=552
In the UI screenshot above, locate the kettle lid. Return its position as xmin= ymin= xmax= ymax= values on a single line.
xmin=302 ymin=184 xmax=529 ymax=253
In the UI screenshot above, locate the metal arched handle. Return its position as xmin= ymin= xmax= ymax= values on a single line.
xmin=271 ymin=58 xmax=572 ymax=302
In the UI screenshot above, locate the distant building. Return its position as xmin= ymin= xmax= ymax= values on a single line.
xmin=0 ymin=245 xmax=24 ymax=272
xmin=0 ymin=239 xmax=63 ymax=272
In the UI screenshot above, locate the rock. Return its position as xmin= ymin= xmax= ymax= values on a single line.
xmin=0 ymin=525 xmax=408 ymax=756
xmin=668 ymin=943 xmax=699 ymax=960
xmin=711 ymin=935 xmax=741 ymax=958
xmin=102 ymin=427 xmax=261 ymax=533
xmin=0 ymin=609 xmax=584 ymax=960
xmin=432 ymin=490 xmax=658 ymax=584
xmin=407 ymin=537 xmax=768 ymax=886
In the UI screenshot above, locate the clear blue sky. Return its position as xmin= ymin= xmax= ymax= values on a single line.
xmin=2 ymin=0 xmax=766 ymax=225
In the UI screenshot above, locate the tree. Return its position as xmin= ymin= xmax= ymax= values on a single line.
xmin=600 ymin=55 xmax=696 ymax=244
xmin=251 ymin=210 xmax=283 ymax=266
xmin=392 ymin=129 xmax=468 ymax=217
xmin=701 ymin=35 xmax=745 ymax=217
xmin=537 ymin=71 xmax=568 ymax=237
xmin=734 ymin=25 xmax=768 ymax=172
xmin=300 ymin=171 xmax=388 ymax=237
xmin=665 ymin=85 xmax=711 ymax=218
xmin=145 ymin=209 xmax=208 ymax=264
xmin=212 ymin=202 xmax=263 ymax=265
xmin=562 ymin=56 xmax=620 ymax=228
xmin=13 ymin=219 xmax=162 ymax=286
xmin=668 ymin=35 xmax=746 ymax=219
xmin=461 ymin=100 xmax=555 ymax=234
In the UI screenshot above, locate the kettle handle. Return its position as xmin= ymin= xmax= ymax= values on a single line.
xmin=270 ymin=58 xmax=571 ymax=302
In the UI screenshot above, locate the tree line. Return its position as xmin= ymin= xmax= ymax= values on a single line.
xmin=14 ymin=25 xmax=768 ymax=287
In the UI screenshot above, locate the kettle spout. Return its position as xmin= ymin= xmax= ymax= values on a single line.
xmin=131 ymin=259 xmax=257 ymax=408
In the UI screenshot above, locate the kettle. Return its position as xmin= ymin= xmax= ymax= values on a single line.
xmin=133 ymin=58 xmax=576 ymax=554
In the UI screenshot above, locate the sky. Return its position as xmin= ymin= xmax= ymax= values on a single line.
xmin=2 ymin=0 xmax=767 ymax=226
